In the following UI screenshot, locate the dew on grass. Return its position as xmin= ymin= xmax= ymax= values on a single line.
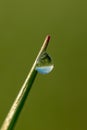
xmin=35 ymin=52 xmax=54 ymax=74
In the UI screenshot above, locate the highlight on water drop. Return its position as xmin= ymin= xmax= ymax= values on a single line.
xmin=35 ymin=65 xmax=54 ymax=74
xmin=35 ymin=52 xmax=54 ymax=74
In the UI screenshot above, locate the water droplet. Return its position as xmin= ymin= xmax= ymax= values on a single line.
xmin=35 ymin=52 xmax=54 ymax=74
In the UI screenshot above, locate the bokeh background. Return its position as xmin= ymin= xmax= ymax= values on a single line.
xmin=0 ymin=0 xmax=87 ymax=130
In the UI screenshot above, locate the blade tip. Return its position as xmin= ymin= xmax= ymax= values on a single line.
xmin=46 ymin=35 xmax=51 ymax=43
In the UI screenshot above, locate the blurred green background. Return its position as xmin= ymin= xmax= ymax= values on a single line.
xmin=0 ymin=0 xmax=87 ymax=130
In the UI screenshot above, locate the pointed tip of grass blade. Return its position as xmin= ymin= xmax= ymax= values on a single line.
xmin=45 ymin=35 xmax=51 ymax=45
xmin=46 ymin=35 xmax=51 ymax=43
xmin=43 ymin=35 xmax=51 ymax=52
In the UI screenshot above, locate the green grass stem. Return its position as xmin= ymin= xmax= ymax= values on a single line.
xmin=0 ymin=35 xmax=51 ymax=130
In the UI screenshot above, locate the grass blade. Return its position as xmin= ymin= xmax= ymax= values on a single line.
xmin=0 ymin=35 xmax=51 ymax=130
